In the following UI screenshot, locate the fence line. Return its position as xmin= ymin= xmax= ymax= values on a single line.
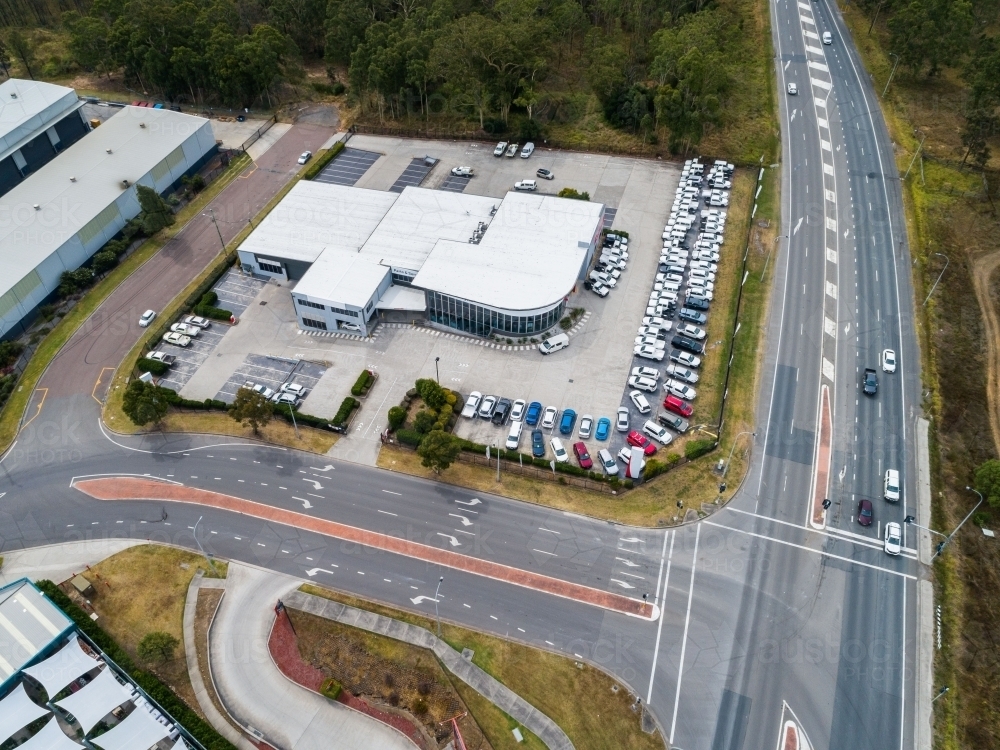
xmin=241 ymin=115 xmax=278 ymax=153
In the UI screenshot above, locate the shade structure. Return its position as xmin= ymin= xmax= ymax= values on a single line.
xmin=22 ymin=636 xmax=99 ymax=699
xmin=89 ymin=706 xmax=170 ymax=750
xmin=0 ymin=683 xmax=51 ymax=743
xmin=15 ymin=716 xmax=82 ymax=750
xmin=55 ymin=667 xmax=130 ymax=733
xmin=170 ymin=738 xmax=187 ymax=750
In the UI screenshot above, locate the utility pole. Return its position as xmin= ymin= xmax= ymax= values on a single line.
xmin=434 ymin=576 xmax=444 ymax=636
xmin=207 ymin=207 xmax=226 ymax=252
xmin=883 ymin=53 xmax=900 ymax=97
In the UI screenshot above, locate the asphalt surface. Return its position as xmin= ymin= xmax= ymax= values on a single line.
xmin=0 ymin=11 xmax=926 ymax=747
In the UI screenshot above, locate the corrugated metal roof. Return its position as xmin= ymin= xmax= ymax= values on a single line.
xmin=0 ymin=580 xmax=72 ymax=684
xmin=0 ymin=79 xmax=79 ymax=162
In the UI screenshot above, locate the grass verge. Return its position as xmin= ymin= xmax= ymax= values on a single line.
xmin=0 ymin=153 xmax=251 ymax=456
xmin=300 ymin=584 xmax=665 ymax=750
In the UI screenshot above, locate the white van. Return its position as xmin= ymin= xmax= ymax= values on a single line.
xmin=538 ymin=333 xmax=569 ymax=354
xmin=505 ymin=420 xmax=523 ymax=450
xmin=884 ymin=469 xmax=900 ymax=502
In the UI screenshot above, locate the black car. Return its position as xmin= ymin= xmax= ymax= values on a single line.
xmin=678 ymin=308 xmax=707 ymax=325
xmin=531 ymin=429 xmax=545 ymax=457
xmin=672 ymin=335 xmax=705 ymax=355
xmin=657 ymin=412 xmax=690 ymax=433
xmin=685 ymin=296 xmax=710 ymax=311
xmin=863 ymin=368 xmax=878 ymax=396
xmin=492 ymin=397 xmax=512 ymax=425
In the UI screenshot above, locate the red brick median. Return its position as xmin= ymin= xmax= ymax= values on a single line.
xmin=811 ymin=385 xmax=832 ymax=528
xmin=74 ymin=477 xmax=653 ymax=619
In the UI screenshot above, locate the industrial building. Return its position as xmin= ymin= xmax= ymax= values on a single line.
xmin=237 ymin=181 xmax=605 ymax=337
xmin=0 ymin=104 xmax=216 ymax=339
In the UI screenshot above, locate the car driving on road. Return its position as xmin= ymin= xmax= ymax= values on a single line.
xmin=884 ymin=522 xmax=902 ymax=555
xmin=882 ymin=348 xmax=897 ymax=373
xmin=139 ymin=309 xmax=157 ymax=327
xmin=857 ymin=498 xmax=874 ymax=526
xmin=863 ymin=368 xmax=878 ymax=396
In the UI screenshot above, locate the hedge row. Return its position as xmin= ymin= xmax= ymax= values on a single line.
xmin=193 ymin=291 xmax=232 ymax=321
xmin=136 ymin=358 xmax=169 ymax=376
xmin=303 ymin=141 xmax=345 ymax=180
xmin=350 ymin=369 xmax=374 ymax=397
xmin=153 ymin=385 xmax=335 ymax=431
xmin=271 ymin=402 xmax=332 ymax=430
xmin=332 ymin=396 xmax=358 ymax=427
xmin=35 ymin=580 xmax=236 ymax=750
xmin=684 ymin=438 xmax=717 ymax=460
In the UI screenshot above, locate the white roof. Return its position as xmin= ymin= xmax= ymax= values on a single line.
xmin=55 ymin=667 xmax=130 ymax=733
xmin=375 ymin=285 xmax=426 ymax=312
xmin=237 ymin=181 xmax=396 ymax=264
xmin=16 ymin=717 xmax=82 ymax=750
xmin=292 ymin=252 xmax=388 ymax=309
xmin=0 ymin=106 xmax=211 ymax=302
xmin=89 ymin=706 xmax=170 ymax=750
xmin=0 ymin=581 xmax=70 ymax=681
xmin=23 ymin=636 xmax=100 ymax=698
xmin=0 ymin=79 xmax=80 ymax=162
xmin=361 ymin=187 xmax=497 ymax=272
xmin=412 ymin=191 xmax=604 ymax=311
xmin=0 ymin=683 xmax=50 ymax=743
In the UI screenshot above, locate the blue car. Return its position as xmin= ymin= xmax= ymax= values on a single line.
xmin=595 ymin=417 xmax=611 ymax=441
xmin=531 ymin=430 xmax=545 ymax=457
xmin=559 ymin=408 xmax=577 ymax=436
xmin=525 ymin=401 xmax=543 ymax=426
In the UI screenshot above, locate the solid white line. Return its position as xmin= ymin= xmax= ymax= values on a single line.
xmin=381 ymin=489 xmax=402 ymax=495
xmin=900 ymin=579 xmax=907 ymax=750
xmin=704 ymin=520 xmax=915 ymax=579
xmin=646 ymin=531 xmax=675 ymax=704
xmin=670 ymin=524 xmax=701 ymax=743
xmin=377 ymin=509 xmax=398 ymax=516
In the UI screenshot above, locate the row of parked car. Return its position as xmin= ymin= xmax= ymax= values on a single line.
xmin=585 ymin=233 xmax=630 ymax=298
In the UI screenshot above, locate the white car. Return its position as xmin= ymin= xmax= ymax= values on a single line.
xmin=787 ymin=82 xmax=798 ymax=95
xmin=629 ymin=390 xmax=651 ymax=414
xmin=592 ymin=284 xmax=610 ymax=297
xmin=617 ymin=446 xmax=647 ymax=473
xmin=506 ymin=142 xmax=519 ymax=157
xmin=616 ymin=407 xmax=630 ymax=432
xmin=628 ymin=375 xmax=658 ymax=393
xmin=550 ymin=437 xmax=568 ymax=462
xmin=451 ymin=166 xmax=474 ymax=177
xmin=637 ymin=326 xmax=667 ymax=339
xmin=678 ymin=324 xmax=706 ymax=340
xmin=634 ymin=344 xmax=665 ymax=361
xmin=280 ymin=382 xmax=307 ymax=396
xmin=510 ymin=399 xmax=527 ymax=421
xmin=578 ymin=414 xmax=593 ymax=439
xmin=665 ymin=364 xmax=698 ymax=384
xmin=631 ymin=366 xmax=660 ymax=380
xmin=541 ymin=405 xmax=558 ymax=429
xmin=170 ymin=322 xmax=200 ymax=337
xmin=461 ymin=391 xmax=482 ymax=418
xmin=520 ymin=142 xmax=535 ymax=158
xmin=822 ymin=31 xmax=833 ymax=45
xmin=884 ymin=522 xmax=901 ymax=556
xmin=664 ymin=380 xmax=697 ymax=401
xmin=642 ymin=420 xmax=672 ymax=446
xmin=882 ymin=348 xmax=897 ymax=373
xmin=139 ymin=309 xmax=156 ymax=327
xmin=514 ymin=180 xmax=537 ymax=191
xmin=671 ymin=350 xmax=701 ymax=368
xmin=183 ymin=315 xmax=211 ymax=329
xmin=250 ymin=383 xmax=275 ymax=400
xmin=298 ymin=151 xmax=312 ymax=165
xmin=478 ymin=395 xmax=497 ymax=419
xmin=642 ymin=317 xmax=670 ymax=330
xmin=273 ymin=392 xmax=300 ymax=407
xmin=494 ymin=141 xmax=508 ymax=156
xmin=146 ymin=350 xmax=174 ymax=364
xmin=635 ymin=336 xmax=666 ymax=349
xmin=161 ymin=331 xmax=190 ymax=347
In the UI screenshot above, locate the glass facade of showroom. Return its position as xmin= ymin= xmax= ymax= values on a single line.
xmin=426 ymin=291 xmax=565 ymax=337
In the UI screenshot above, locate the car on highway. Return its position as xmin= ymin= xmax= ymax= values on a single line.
xmin=664 ymin=394 xmax=693 ymax=418
xmin=787 ymin=82 xmax=798 ymax=95
xmin=666 ymin=364 xmax=698 ymax=384
xmin=863 ymin=368 xmax=878 ymax=396
xmin=514 ymin=179 xmax=537 ymax=191
xmin=139 ymin=309 xmax=157 ymax=327
xmin=492 ymin=398 xmax=512 ymax=425
xmin=451 ymin=166 xmax=474 ymax=177
xmin=884 ymin=469 xmax=901 ymax=502
xmin=170 ymin=322 xmax=201 ymax=337
xmin=628 ymin=375 xmax=658 ymax=393
xmin=670 ymin=349 xmax=702 ymax=368
xmin=298 ymin=151 xmax=312 ymax=165
xmin=631 ymin=366 xmax=660 ymax=381
xmin=657 ymin=412 xmax=690 ymax=434
xmin=520 ymin=142 xmax=535 ymax=158
xmin=578 ymin=414 xmax=593 ymax=439
xmin=162 ymin=331 xmax=191 ymax=347
xmin=629 ymin=390 xmax=652 ymax=414
xmin=525 ymin=401 xmax=543 ymax=426
xmin=595 ymin=417 xmax=611 ymax=440
xmin=510 ymin=399 xmax=527 ymax=421
xmin=598 ymin=448 xmax=619 ymax=476
xmin=617 ymin=446 xmax=647 ymax=473
xmin=531 ymin=429 xmax=545 ymax=457
xmin=822 ymin=31 xmax=833 ymax=45
xmin=478 ymin=395 xmax=498 ymax=419
xmin=461 ymin=391 xmax=483 ymax=418
xmin=559 ymin=409 xmax=577 ymax=435
xmin=536 ymin=168 xmax=555 ymax=180
xmin=145 ymin=350 xmax=175 ymax=365
xmin=882 ymin=348 xmax=897 ymax=373
xmin=550 ymin=437 xmax=569 ymax=462
xmin=616 ymin=407 xmax=630 ymax=432
xmin=884 ymin=522 xmax=902 ymax=555
xmin=542 ymin=405 xmax=558 ymax=429
xmin=494 ymin=141 xmax=508 ymax=156
xmin=627 ymin=430 xmax=658 ymax=456
xmin=183 ymin=315 xmax=211 ymax=329
xmin=857 ymin=498 xmax=874 ymax=526
xmin=634 ymin=344 xmax=666 ymax=361
xmin=573 ymin=442 xmax=593 ymax=469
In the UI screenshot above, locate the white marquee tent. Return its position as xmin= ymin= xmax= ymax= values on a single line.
xmin=15 ymin=717 xmax=81 ymax=750
xmin=55 ymin=667 xmax=130 ymax=733
xmin=22 ymin=636 xmax=100 ymax=699
xmin=89 ymin=706 xmax=170 ymax=750
xmin=0 ymin=683 xmax=50 ymax=743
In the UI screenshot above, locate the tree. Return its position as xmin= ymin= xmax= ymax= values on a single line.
xmin=961 ymin=35 xmax=1000 ymax=168
xmin=229 ymin=386 xmax=272 ymax=435
xmin=63 ymin=12 xmax=113 ymax=78
xmin=0 ymin=36 xmax=11 ymax=78
xmin=136 ymin=185 xmax=176 ymax=235
xmin=975 ymin=459 xmax=1000 ymax=508
xmin=412 ymin=409 xmax=437 ymax=434
xmin=5 ymin=29 xmax=36 ymax=79
xmin=137 ymin=631 xmax=178 ymax=663
xmin=417 ymin=430 xmax=461 ymax=473
xmin=122 ymin=380 xmax=170 ymax=427
xmin=888 ymin=0 xmax=974 ymax=76
xmin=387 ymin=405 xmax=407 ymax=431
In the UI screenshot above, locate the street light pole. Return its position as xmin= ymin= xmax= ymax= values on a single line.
xmin=762 ymin=236 xmax=785 ymax=282
xmin=435 ymin=356 xmax=440 ymax=384
xmin=206 ymin=208 xmax=226 ymax=252
xmin=434 ymin=576 xmax=444 ymax=636
xmin=922 ymin=252 xmax=949 ymax=306
xmin=882 ymin=53 xmax=900 ymax=97
xmin=722 ymin=431 xmax=756 ymax=478
xmin=903 ymin=135 xmax=926 ymax=181
xmin=905 ymin=486 xmax=984 ymax=559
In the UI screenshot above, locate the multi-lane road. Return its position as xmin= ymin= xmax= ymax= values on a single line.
xmin=0 ymin=2 xmax=927 ymax=748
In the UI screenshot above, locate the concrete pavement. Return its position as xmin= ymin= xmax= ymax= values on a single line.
xmin=0 ymin=539 xmax=140 ymax=586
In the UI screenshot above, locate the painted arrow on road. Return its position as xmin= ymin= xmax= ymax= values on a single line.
xmin=455 ymin=498 xmax=482 ymax=507
xmin=292 ymin=496 xmax=313 ymax=509
xmin=437 ymin=533 xmax=461 ymax=547
xmin=302 ymin=478 xmax=323 ymax=490
xmin=610 ymin=579 xmax=636 ymax=590
xmin=309 ymin=465 xmax=335 ymax=472
xmin=449 ymin=513 xmax=474 ymax=526
xmin=305 ymin=567 xmax=338 ymax=577
xmin=410 ymin=595 xmax=439 ymax=605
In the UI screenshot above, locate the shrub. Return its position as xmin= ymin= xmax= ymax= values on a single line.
xmin=413 ymin=410 xmax=437 ymax=434
xmin=0 ymin=340 xmax=25 ymax=369
xmin=331 ymin=81 xmax=346 ymax=95
xmin=557 ymin=187 xmax=590 ymax=201
xmin=643 ymin=459 xmax=671 ymax=480
xmin=609 ymin=477 xmax=620 ymax=489
xmin=559 ymin=317 xmax=572 ymax=330
xmin=58 ymin=267 xmax=95 ymax=297
xmin=303 ymin=141 xmax=346 ymax=180
xmin=685 ymin=439 xmax=717 ymax=460
xmin=396 ymin=429 xmax=423 ymax=447
xmin=136 ymin=358 xmax=169 ymax=376
xmin=92 ymin=250 xmax=118 ymax=274
xmin=387 ymin=406 xmax=407 ymax=431
xmin=623 ymin=479 xmax=634 ymax=489
xmin=193 ymin=290 xmax=232 ymax=321
xmin=665 ymin=452 xmax=682 ymax=464
xmin=332 ymin=397 xmax=359 ymax=427
xmin=415 ymin=378 xmax=448 ymax=410
xmin=351 ymin=369 xmax=375 ymax=396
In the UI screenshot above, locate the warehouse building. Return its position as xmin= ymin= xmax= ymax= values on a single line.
xmin=0 ymin=106 xmax=216 ymax=339
xmin=0 ymin=79 xmax=91 ymax=197
xmin=237 ymin=182 xmax=604 ymax=337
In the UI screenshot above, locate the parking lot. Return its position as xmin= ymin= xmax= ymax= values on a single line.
xmin=157 ymin=324 xmax=228 ymax=392
xmin=214 ymin=269 xmax=267 ymax=317
xmin=312 ymin=147 xmax=381 ymax=186
xmin=214 ymin=353 xmax=327 ymax=404
xmin=389 ymin=156 xmax=438 ymax=192
xmin=439 ymin=173 xmax=472 ymax=193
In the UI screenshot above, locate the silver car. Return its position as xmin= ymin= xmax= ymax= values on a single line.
xmin=541 ymin=405 xmax=558 ymax=429
xmin=616 ymin=407 xmax=630 ymax=432
xmin=578 ymin=414 xmax=594 ymax=439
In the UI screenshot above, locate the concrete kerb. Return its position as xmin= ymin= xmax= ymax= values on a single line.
xmin=916 ymin=417 xmax=932 ymax=565
xmin=284 ymin=589 xmax=575 ymax=750
xmin=916 ymin=578 xmax=933 ymax=750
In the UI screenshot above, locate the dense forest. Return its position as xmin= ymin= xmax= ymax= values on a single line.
xmin=0 ymin=0 xmax=774 ymax=153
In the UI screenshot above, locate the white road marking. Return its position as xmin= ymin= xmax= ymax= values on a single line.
xmin=292 ymin=496 xmax=313 ymax=509
xmin=382 ymin=489 xmax=401 ymax=495
xmin=378 ymin=509 xmax=398 ymax=516
xmin=450 ymin=513 xmax=474 ymax=526
xmin=670 ymin=525 xmax=701 ymax=743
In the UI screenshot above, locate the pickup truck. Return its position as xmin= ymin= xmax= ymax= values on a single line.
xmin=863 ymin=368 xmax=878 ymax=396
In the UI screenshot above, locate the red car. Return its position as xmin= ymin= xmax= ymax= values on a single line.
xmin=857 ymin=498 xmax=873 ymax=527
xmin=664 ymin=394 xmax=693 ymax=418
xmin=626 ymin=431 xmax=658 ymax=456
xmin=573 ymin=442 xmax=593 ymax=469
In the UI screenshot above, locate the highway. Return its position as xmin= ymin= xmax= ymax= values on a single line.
xmin=0 ymin=3 xmax=925 ymax=747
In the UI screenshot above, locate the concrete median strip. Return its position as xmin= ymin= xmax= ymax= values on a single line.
xmin=72 ymin=476 xmax=657 ymax=621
